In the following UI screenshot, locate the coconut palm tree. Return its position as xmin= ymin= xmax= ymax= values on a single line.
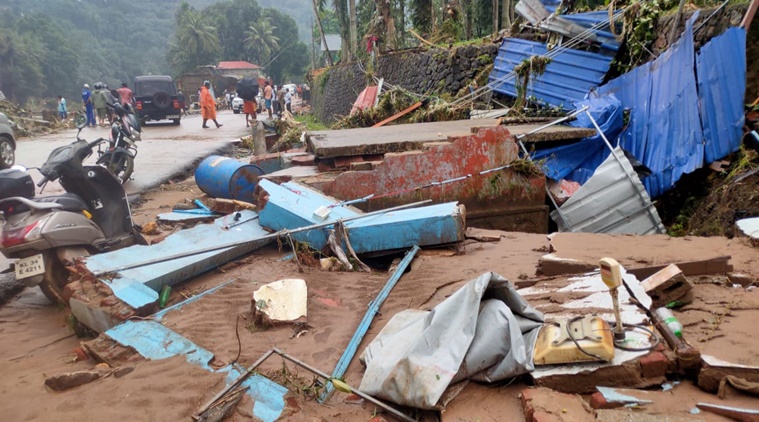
xmin=176 ymin=9 xmax=220 ymax=59
xmin=244 ymin=18 xmax=280 ymax=65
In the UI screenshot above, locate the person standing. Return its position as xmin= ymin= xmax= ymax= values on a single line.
xmin=284 ymin=88 xmax=292 ymax=114
xmin=117 ymin=82 xmax=133 ymax=106
xmin=225 ymin=91 xmax=232 ymax=110
xmin=200 ymin=81 xmax=223 ymax=129
xmin=243 ymin=98 xmax=256 ymax=128
xmin=57 ymin=96 xmax=68 ymax=120
xmin=82 ymin=84 xmax=96 ymax=127
xmin=92 ymin=83 xmax=108 ymax=126
xmin=276 ymin=85 xmax=285 ymax=117
xmin=263 ymin=81 xmax=273 ymax=119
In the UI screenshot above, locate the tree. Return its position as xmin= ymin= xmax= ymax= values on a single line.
xmin=349 ymin=0 xmax=358 ymax=62
xmin=244 ymin=17 xmax=280 ymax=64
xmin=411 ymin=0 xmax=433 ymax=35
xmin=167 ymin=3 xmax=220 ymax=75
xmin=312 ymin=0 xmax=334 ymax=65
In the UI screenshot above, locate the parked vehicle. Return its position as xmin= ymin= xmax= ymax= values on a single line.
xmin=95 ymin=102 xmax=141 ymax=184
xmin=232 ymin=95 xmax=244 ymax=114
xmin=0 ymin=112 xmax=16 ymax=169
xmin=133 ymin=75 xmax=182 ymax=125
xmin=0 ymin=119 xmax=144 ymax=303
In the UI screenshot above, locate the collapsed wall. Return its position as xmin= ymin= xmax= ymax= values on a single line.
xmin=311 ymin=43 xmax=498 ymax=124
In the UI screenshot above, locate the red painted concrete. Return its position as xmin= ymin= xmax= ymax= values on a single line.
xmin=305 ymin=126 xmax=548 ymax=233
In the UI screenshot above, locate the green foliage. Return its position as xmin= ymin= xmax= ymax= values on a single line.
xmin=167 ymin=3 xmax=221 ymax=76
xmin=293 ymin=114 xmax=328 ymax=131
xmin=612 ymin=0 xmax=673 ymax=73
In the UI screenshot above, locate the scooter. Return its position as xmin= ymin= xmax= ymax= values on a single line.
xmin=0 ymin=119 xmax=143 ymax=303
xmin=96 ymin=102 xmax=141 ymax=184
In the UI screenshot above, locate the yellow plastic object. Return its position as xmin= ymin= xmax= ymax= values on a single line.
xmin=533 ymin=315 xmax=615 ymax=365
xmin=599 ymin=257 xmax=622 ymax=289
xmin=83 ymin=210 xmax=93 ymax=219
xmin=331 ymin=379 xmax=352 ymax=394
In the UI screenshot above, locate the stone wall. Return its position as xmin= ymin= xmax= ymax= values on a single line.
xmin=653 ymin=4 xmax=747 ymax=54
xmin=312 ymin=43 xmax=499 ymax=124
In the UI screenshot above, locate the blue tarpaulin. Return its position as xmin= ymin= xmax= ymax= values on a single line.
xmin=532 ymin=95 xmax=624 ymax=184
xmin=535 ymin=13 xmax=746 ymax=198
xmin=489 ymin=38 xmax=613 ymax=109
xmin=698 ymin=27 xmax=746 ymax=163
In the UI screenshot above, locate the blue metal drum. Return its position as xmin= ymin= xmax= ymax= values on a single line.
xmin=195 ymin=155 xmax=265 ymax=202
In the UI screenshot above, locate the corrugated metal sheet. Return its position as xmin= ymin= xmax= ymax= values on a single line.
xmin=489 ymin=38 xmax=613 ymax=109
xmin=597 ymin=13 xmax=703 ymax=198
xmin=697 ymin=27 xmax=746 ymax=163
xmin=551 ymin=147 xmax=665 ymax=234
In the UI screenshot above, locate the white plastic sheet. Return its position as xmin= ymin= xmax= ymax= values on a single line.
xmin=359 ymin=272 xmax=544 ymax=409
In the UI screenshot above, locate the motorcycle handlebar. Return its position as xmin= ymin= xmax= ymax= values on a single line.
xmin=36 ymin=175 xmax=49 ymax=187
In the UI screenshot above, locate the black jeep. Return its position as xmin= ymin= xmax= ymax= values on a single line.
xmin=133 ymin=75 xmax=182 ymax=125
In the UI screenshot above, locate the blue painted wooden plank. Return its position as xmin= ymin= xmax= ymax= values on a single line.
xmin=321 ymin=245 xmax=420 ymax=401
xmin=106 ymin=320 xmax=287 ymax=421
xmin=258 ymin=180 xmax=465 ymax=253
xmin=84 ymin=210 xmax=272 ymax=309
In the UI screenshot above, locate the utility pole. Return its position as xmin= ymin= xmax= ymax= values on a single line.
xmin=310 ymin=19 xmax=317 ymax=70
xmin=312 ymin=0 xmax=334 ymax=66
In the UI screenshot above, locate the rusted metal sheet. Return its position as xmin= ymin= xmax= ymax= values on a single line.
xmin=350 ymin=86 xmax=379 ymax=115
xmin=307 ymin=119 xmax=593 ymax=159
xmin=301 ymin=126 xmax=549 ymax=233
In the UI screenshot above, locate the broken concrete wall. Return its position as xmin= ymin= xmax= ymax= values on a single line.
xmin=312 ymin=43 xmax=499 ymax=123
xmin=301 ymin=126 xmax=549 ymax=233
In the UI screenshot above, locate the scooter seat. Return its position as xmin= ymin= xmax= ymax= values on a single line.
xmin=35 ymin=193 xmax=88 ymax=213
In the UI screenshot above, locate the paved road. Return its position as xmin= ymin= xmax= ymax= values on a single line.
xmin=14 ymin=110 xmax=252 ymax=195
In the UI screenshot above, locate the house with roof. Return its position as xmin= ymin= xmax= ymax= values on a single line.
xmin=217 ymin=61 xmax=261 ymax=79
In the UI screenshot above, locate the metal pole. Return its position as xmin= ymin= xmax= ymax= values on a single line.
xmin=192 ymin=349 xmax=275 ymax=420
xmin=271 ymin=348 xmax=415 ymax=422
xmin=583 ymin=110 xmax=663 ymax=232
xmin=94 ymin=200 xmax=432 ymax=275
xmin=320 ymin=245 xmax=420 ymax=402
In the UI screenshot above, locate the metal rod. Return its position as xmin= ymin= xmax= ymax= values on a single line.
xmin=271 ymin=348 xmax=415 ymax=422
xmin=94 ymin=200 xmax=432 ymax=275
xmin=514 ymin=105 xmax=589 ymax=141
xmin=583 ymin=110 xmax=663 ymax=232
xmin=192 ymin=349 xmax=275 ymax=420
xmin=320 ymin=245 xmax=420 ymax=402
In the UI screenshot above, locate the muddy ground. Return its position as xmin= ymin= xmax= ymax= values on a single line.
xmin=0 ymin=177 xmax=758 ymax=421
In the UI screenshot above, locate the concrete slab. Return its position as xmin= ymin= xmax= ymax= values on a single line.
xmin=307 ymin=119 xmax=594 ymax=158
xmin=301 ymin=126 xmax=549 ymax=233
xmin=81 ymin=210 xmax=271 ymax=310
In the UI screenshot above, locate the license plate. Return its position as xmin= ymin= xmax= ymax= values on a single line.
xmin=15 ymin=254 xmax=45 ymax=279
xmin=167 ymin=115 xmax=180 ymax=119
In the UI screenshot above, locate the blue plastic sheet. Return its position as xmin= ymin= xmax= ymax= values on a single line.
xmin=536 ymin=13 xmax=745 ymax=199
xmin=532 ymin=95 xmax=624 ymax=184
xmin=489 ymin=38 xmax=613 ymax=109
xmin=698 ymin=27 xmax=747 ymax=163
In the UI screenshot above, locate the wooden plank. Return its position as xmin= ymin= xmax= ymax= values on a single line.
xmin=372 ymin=101 xmax=423 ymax=127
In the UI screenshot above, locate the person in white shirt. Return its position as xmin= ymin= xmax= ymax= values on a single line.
xmin=284 ymin=89 xmax=292 ymax=114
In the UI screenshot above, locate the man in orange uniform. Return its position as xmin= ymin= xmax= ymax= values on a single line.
xmin=200 ymin=81 xmax=223 ymax=129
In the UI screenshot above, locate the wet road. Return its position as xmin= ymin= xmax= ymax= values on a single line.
xmin=14 ymin=110 xmax=252 ymax=195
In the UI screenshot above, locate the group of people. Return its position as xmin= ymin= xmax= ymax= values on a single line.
xmin=77 ymin=82 xmax=134 ymax=127
xmin=262 ymin=81 xmax=294 ymax=119
xmin=197 ymin=79 xmax=309 ymax=129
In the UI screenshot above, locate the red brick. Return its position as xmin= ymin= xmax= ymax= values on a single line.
xmin=291 ymin=154 xmax=315 ymax=166
xmin=639 ymin=351 xmax=669 ymax=378
xmin=589 ymin=392 xmax=623 ymax=410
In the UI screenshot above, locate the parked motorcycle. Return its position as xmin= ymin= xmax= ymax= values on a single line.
xmin=0 ymin=119 xmax=144 ymax=303
xmin=95 ymin=102 xmax=141 ymax=184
